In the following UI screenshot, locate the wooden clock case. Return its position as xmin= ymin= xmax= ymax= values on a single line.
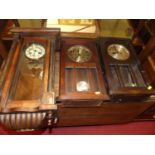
xmin=59 ymin=37 xmax=109 ymax=106
xmin=98 ymin=37 xmax=155 ymax=101
xmin=0 ymin=28 xmax=60 ymax=130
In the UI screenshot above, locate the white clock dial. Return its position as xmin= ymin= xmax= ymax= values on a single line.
xmin=76 ymin=81 xmax=90 ymax=91
xmin=25 ymin=43 xmax=45 ymax=60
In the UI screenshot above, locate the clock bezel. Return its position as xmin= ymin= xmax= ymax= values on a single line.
xmin=67 ymin=45 xmax=92 ymax=63
xmin=107 ymin=44 xmax=130 ymax=61
xmin=24 ymin=42 xmax=45 ymax=60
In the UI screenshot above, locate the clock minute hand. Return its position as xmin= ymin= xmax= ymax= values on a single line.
xmin=32 ymin=44 xmax=35 ymax=50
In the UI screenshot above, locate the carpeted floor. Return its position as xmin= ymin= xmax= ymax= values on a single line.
xmin=1 ymin=121 xmax=155 ymax=135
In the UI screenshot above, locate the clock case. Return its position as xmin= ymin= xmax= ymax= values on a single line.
xmin=98 ymin=37 xmax=155 ymax=101
xmin=59 ymin=37 xmax=109 ymax=106
xmin=0 ymin=28 xmax=60 ymax=114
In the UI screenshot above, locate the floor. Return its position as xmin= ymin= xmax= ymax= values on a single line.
xmin=1 ymin=121 xmax=155 ymax=135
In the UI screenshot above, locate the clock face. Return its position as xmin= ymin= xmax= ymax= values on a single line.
xmin=76 ymin=81 xmax=90 ymax=91
xmin=25 ymin=43 xmax=45 ymax=60
xmin=67 ymin=45 xmax=92 ymax=63
xmin=107 ymin=44 xmax=130 ymax=61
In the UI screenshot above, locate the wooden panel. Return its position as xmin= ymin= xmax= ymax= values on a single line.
xmin=56 ymin=101 xmax=155 ymax=127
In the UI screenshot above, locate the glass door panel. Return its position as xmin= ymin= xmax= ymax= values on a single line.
xmin=9 ymin=42 xmax=45 ymax=100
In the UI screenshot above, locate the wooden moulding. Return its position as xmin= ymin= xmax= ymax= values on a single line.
xmin=10 ymin=28 xmax=61 ymax=51
xmin=10 ymin=28 xmax=60 ymax=34
xmin=3 ymin=100 xmax=57 ymax=112
xmin=6 ymin=100 xmax=40 ymax=112
xmin=43 ymin=39 xmax=51 ymax=93
xmin=0 ymin=38 xmax=22 ymax=107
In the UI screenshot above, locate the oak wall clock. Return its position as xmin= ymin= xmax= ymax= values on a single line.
xmin=59 ymin=37 xmax=109 ymax=104
xmin=99 ymin=37 xmax=155 ymax=101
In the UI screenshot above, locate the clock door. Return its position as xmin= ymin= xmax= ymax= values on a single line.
xmin=0 ymin=28 xmax=60 ymax=112
xmin=59 ymin=38 xmax=109 ymax=102
xmin=10 ymin=41 xmax=46 ymax=101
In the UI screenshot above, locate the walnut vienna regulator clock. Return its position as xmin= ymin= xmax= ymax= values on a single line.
xmin=0 ymin=28 xmax=60 ymax=130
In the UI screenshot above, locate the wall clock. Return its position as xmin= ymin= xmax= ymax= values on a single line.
xmin=0 ymin=28 xmax=60 ymax=130
xmin=59 ymin=37 xmax=109 ymax=104
xmin=99 ymin=37 xmax=155 ymax=101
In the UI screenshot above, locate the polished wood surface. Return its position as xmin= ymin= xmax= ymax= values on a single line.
xmin=56 ymin=101 xmax=155 ymax=127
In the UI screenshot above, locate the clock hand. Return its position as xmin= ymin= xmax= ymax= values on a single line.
xmin=76 ymin=55 xmax=81 ymax=62
xmin=32 ymin=44 xmax=35 ymax=50
xmin=114 ymin=46 xmax=119 ymax=53
xmin=112 ymin=51 xmax=118 ymax=55
xmin=79 ymin=47 xmax=83 ymax=54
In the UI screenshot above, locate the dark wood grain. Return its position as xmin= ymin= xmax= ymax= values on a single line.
xmin=56 ymin=101 xmax=155 ymax=127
